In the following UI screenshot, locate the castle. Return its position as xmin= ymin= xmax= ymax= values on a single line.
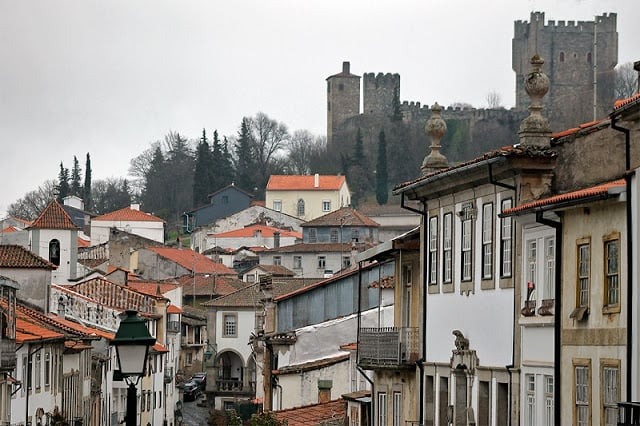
xmin=327 ymin=12 xmax=618 ymax=155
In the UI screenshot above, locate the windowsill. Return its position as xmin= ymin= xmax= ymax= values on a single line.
xmin=480 ymin=278 xmax=495 ymax=290
xmin=428 ymin=284 xmax=440 ymax=294
xmin=222 ymin=335 xmax=238 ymax=338
xmin=442 ymin=282 xmax=454 ymax=293
xmin=602 ymin=305 xmax=620 ymax=315
xmin=498 ymin=276 xmax=513 ymax=289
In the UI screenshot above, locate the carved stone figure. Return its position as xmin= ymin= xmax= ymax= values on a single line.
xmin=452 ymin=329 xmax=469 ymax=351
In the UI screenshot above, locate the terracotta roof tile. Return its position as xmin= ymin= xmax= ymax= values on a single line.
xmin=274 ymin=399 xmax=346 ymax=426
xmin=204 ymin=278 xmax=321 ymax=308
xmin=614 ymin=92 xmax=640 ymax=110
xmin=124 ymin=281 xmax=178 ymax=298
xmin=302 ymin=207 xmax=379 ymax=228
xmin=70 ymin=276 xmax=158 ymax=313
xmin=503 ymin=179 xmax=625 ymax=216
xmin=249 ymin=264 xmax=295 ymax=277
xmin=0 ymin=245 xmax=56 ymax=269
xmin=93 ymin=206 xmax=165 ymax=223
xmin=1 ymin=226 xmax=19 ymax=233
xmin=28 ymin=200 xmax=78 ymax=230
xmin=267 ymin=242 xmax=375 ymax=254
xmin=167 ymin=304 xmax=182 ymax=314
xmin=266 ymin=175 xmax=346 ymax=191
xmin=77 ymin=237 xmax=90 ymax=247
xmin=147 ymin=247 xmax=236 ymax=275
xmin=210 ymin=224 xmax=301 ymax=239
xmin=175 ymin=273 xmax=245 ymax=297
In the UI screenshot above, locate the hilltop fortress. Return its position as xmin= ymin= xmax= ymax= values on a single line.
xmin=327 ymin=12 xmax=618 ymax=159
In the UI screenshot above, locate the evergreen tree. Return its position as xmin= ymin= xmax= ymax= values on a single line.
xmin=211 ymin=130 xmax=224 ymax=190
xmin=83 ymin=153 xmax=92 ymax=210
xmin=142 ymin=146 xmax=167 ymax=217
xmin=346 ymin=128 xmax=373 ymax=207
xmin=56 ymin=162 xmax=70 ymax=201
xmin=193 ymin=129 xmax=214 ymax=207
xmin=376 ymin=129 xmax=389 ymax=205
xmin=235 ymin=118 xmax=257 ymax=192
xmin=70 ymin=156 xmax=82 ymax=197
xmin=220 ymin=137 xmax=235 ymax=188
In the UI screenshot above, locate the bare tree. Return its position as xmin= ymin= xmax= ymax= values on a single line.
xmin=486 ymin=90 xmax=503 ymax=109
xmin=287 ymin=129 xmax=316 ymax=174
xmin=615 ymin=62 xmax=639 ymax=100
xmin=246 ymin=112 xmax=289 ymax=192
xmin=7 ymin=180 xmax=57 ymax=220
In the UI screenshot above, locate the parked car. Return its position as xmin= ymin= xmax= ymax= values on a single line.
xmin=190 ymin=372 xmax=206 ymax=390
xmin=183 ymin=381 xmax=200 ymax=401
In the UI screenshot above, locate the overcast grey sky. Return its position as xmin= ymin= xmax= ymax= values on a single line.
xmin=0 ymin=0 xmax=638 ymax=215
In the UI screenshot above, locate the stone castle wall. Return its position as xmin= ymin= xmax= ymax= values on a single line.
xmin=363 ymin=72 xmax=400 ymax=117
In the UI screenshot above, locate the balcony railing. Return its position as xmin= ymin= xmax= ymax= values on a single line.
xmin=214 ymin=379 xmax=256 ymax=394
xmin=358 ymin=327 xmax=419 ymax=368
xmin=0 ymin=339 xmax=17 ymax=371
xmin=618 ymin=402 xmax=640 ymax=425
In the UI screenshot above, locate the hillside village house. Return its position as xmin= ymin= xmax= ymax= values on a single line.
xmin=208 ymin=223 xmax=301 ymax=250
xmin=91 ymin=203 xmax=166 ymax=245
xmin=265 ymin=174 xmax=351 ymax=222
xmin=190 ymin=204 xmax=304 ymax=255
xmin=185 ymin=184 xmax=255 ymax=231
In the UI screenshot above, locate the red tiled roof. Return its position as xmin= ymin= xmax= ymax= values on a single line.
xmin=147 ymin=247 xmax=236 ymax=275
xmin=70 ymin=276 xmax=158 ymax=313
xmin=1 ymin=226 xmax=19 ymax=233
xmin=151 ymin=342 xmax=169 ymax=353
xmin=77 ymin=237 xmax=90 ymax=247
xmin=249 ymin=264 xmax=295 ymax=277
xmin=0 ymin=245 xmax=56 ymax=269
xmin=16 ymin=317 xmax=64 ymax=343
xmin=268 ymin=242 xmax=374 ymax=254
xmin=204 ymin=278 xmax=321 ymax=308
xmin=28 ymin=200 xmax=78 ymax=230
xmin=302 ymin=207 xmax=379 ymax=228
xmin=93 ymin=206 xmax=164 ymax=223
xmin=167 ymin=304 xmax=182 ymax=314
xmin=176 ymin=274 xmax=245 ymax=297
xmin=266 ymin=175 xmax=346 ymax=191
xmin=550 ymin=119 xmax=605 ymax=139
xmin=503 ymin=179 xmax=626 ymax=216
xmin=211 ymin=224 xmax=301 ymax=239
xmin=614 ymin=93 xmax=640 ymax=110
xmin=274 ymin=399 xmax=346 ymax=426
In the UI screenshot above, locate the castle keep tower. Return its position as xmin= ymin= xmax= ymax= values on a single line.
xmin=513 ymin=12 xmax=618 ymax=131
xmin=363 ymin=72 xmax=400 ymax=116
xmin=326 ymin=61 xmax=360 ymax=147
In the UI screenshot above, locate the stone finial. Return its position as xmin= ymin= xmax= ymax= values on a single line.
xmin=519 ymin=54 xmax=551 ymax=148
xmin=421 ymin=102 xmax=449 ymax=174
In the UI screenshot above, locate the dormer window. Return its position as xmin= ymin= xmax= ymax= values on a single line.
xmin=49 ymin=239 xmax=60 ymax=266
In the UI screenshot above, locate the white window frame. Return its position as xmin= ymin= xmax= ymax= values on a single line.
xmin=273 ymin=256 xmax=281 ymax=266
xmin=500 ymin=198 xmax=513 ymax=277
xmin=526 ymin=239 xmax=537 ymax=302
xmin=525 ymin=374 xmax=536 ymax=426
xmin=223 ymin=313 xmax=237 ymax=337
xmin=393 ymin=391 xmax=402 ymax=426
xmin=544 ymin=375 xmax=554 ymax=426
xmin=602 ymin=364 xmax=619 ymax=426
xmin=273 ymin=200 xmax=282 ymax=212
xmin=293 ymin=255 xmax=303 ymax=270
xmin=575 ymin=363 xmax=590 ymax=426
xmin=461 ymin=203 xmax=473 ymax=281
xmin=443 ymin=213 xmax=453 ymax=283
xmin=578 ymin=241 xmax=591 ymax=307
xmin=482 ymin=203 xmax=493 ymax=279
xmin=429 ymin=216 xmax=438 ymax=285
xmin=378 ymin=392 xmax=387 ymax=426
xmin=605 ymin=237 xmax=620 ymax=307
xmin=322 ymin=200 xmax=331 ymax=212
xmin=317 ymin=256 xmax=326 ymax=270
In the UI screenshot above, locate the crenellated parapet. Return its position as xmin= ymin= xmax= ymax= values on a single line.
xmin=363 ymin=72 xmax=400 ymax=116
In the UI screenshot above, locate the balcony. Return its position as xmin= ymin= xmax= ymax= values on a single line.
xmin=618 ymin=402 xmax=640 ymax=425
xmin=0 ymin=339 xmax=17 ymax=371
xmin=358 ymin=327 xmax=419 ymax=369
xmin=213 ymin=379 xmax=256 ymax=395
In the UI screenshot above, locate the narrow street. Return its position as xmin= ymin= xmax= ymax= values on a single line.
xmin=181 ymin=396 xmax=209 ymax=426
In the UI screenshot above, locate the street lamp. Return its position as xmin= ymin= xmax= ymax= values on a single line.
xmin=111 ymin=310 xmax=156 ymax=426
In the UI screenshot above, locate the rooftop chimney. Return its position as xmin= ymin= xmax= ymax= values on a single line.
xmin=273 ymin=231 xmax=280 ymax=249
xmin=130 ymin=203 xmax=140 ymax=211
xmin=519 ymin=54 xmax=551 ymax=149
xmin=314 ymin=173 xmax=320 ymax=188
xmin=342 ymin=61 xmax=350 ymax=74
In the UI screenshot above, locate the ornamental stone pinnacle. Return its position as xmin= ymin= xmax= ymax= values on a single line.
xmin=421 ymin=102 xmax=449 ymax=175
xmin=519 ymin=54 xmax=551 ymax=148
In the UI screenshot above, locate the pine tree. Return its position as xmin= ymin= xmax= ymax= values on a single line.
xmin=235 ymin=118 xmax=257 ymax=192
xmin=193 ymin=129 xmax=214 ymax=207
xmin=220 ymin=137 xmax=235 ymax=188
xmin=376 ymin=129 xmax=389 ymax=205
xmin=211 ymin=130 xmax=224 ymax=190
xmin=347 ymin=128 xmax=373 ymax=207
xmin=70 ymin=156 xmax=82 ymax=197
xmin=56 ymin=162 xmax=70 ymax=201
xmin=83 ymin=153 xmax=92 ymax=210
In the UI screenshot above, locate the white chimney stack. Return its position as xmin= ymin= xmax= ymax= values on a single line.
xmin=130 ymin=203 xmax=140 ymax=211
xmin=314 ymin=173 xmax=320 ymax=188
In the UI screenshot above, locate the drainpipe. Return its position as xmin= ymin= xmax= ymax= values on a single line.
xmin=611 ymin=116 xmax=632 ymax=402
xmin=536 ymin=211 xmax=562 ymax=426
xmin=355 ymin=261 xmax=374 ymax=421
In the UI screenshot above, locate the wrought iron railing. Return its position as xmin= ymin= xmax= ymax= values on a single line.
xmin=618 ymin=402 xmax=640 ymax=425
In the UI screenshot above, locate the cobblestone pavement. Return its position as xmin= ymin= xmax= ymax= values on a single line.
xmin=181 ymin=395 xmax=210 ymax=425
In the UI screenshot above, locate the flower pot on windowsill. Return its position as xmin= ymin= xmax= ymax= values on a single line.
xmin=521 ymin=300 xmax=536 ymax=317
xmin=538 ymin=299 xmax=554 ymax=316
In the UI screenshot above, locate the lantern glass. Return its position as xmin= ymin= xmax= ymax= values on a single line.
xmin=116 ymin=344 xmax=149 ymax=376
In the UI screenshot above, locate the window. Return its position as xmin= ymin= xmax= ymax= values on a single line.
xmin=49 ymin=239 xmax=61 ymax=266
xmin=577 ymin=241 xmax=591 ymax=307
xmin=604 ymin=236 xmax=620 ymax=308
xmin=330 ymin=228 xmax=339 ymax=243
xmin=575 ymin=362 xmax=590 ymax=426
xmin=308 ymin=228 xmax=317 ymax=243
xmin=317 ymin=256 xmax=326 ymax=270
xmin=525 ymin=374 xmax=536 ymax=426
xmin=223 ymin=314 xmax=237 ymax=337
xmin=602 ymin=363 xmax=619 ymax=426
xmin=526 ymin=240 xmax=537 ymax=302
xmin=293 ymin=256 xmax=303 ymax=269
xmin=273 ymin=200 xmax=282 ymax=212
xmin=560 ymin=52 xmax=565 ymax=62
xmin=428 ymin=216 xmax=438 ymax=285
xmin=482 ymin=203 xmax=493 ymax=279
xmin=297 ymin=199 xmax=305 ymax=216
xmin=500 ymin=199 xmax=512 ymax=277
xmin=44 ymin=350 xmax=51 ymax=387
xmin=246 ymin=274 xmax=255 ymax=283
xmin=443 ymin=213 xmax=453 ymax=283
xmin=461 ymin=203 xmax=473 ymax=281
xmin=351 ymin=229 xmax=359 ymax=242
xmin=587 ymin=52 xmax=592 ymax=63
xmin=34 ymin=352 xmax=41 ymax=390
xmin=378 ymin=392 xmax=387 ymax=426
xmin=221 ymin=195 xmax=229 ymax=204
xmin=544 ymin=375 xmax=554 ymax=426
xmin=342 ymin=256 xmax=351 ymax=269
xmin=322 ymin=200 xmax=331 ymax=212
xmin=393 ymin=392 xmax=402 ymax=426
xmin=403 ymin=264 xmax=413 ymax=327
xmin=273 ymin=256 xmax=281 ymax=266
xmin=544 ymin=237 xmax=555 ymax=299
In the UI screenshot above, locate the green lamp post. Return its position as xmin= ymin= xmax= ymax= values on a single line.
xmin=111 ymin=310 xmax=156 ymax=426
